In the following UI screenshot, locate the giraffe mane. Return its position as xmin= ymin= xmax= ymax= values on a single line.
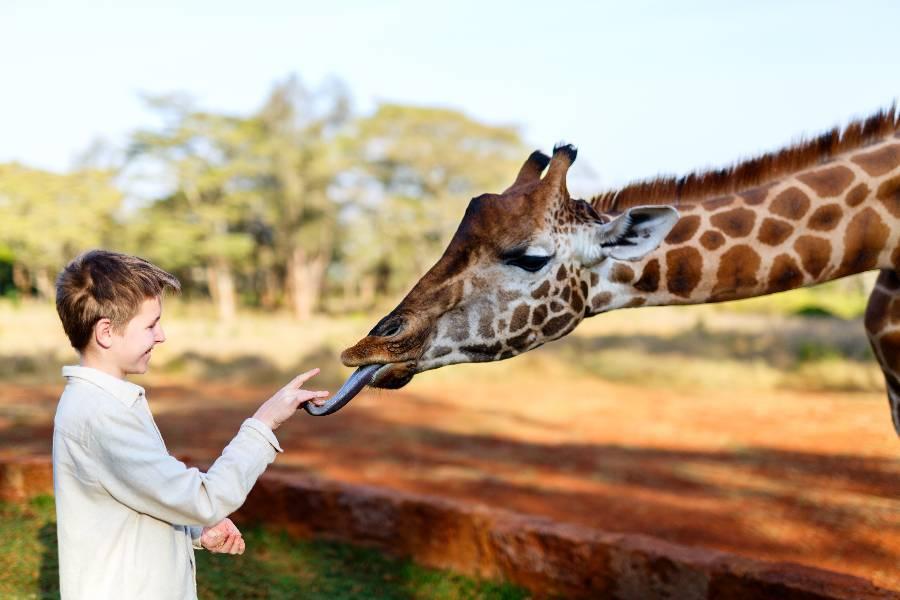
xmin=590 ymin=104 xmax=899 ymax=214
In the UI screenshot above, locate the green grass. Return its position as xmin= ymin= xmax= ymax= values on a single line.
xmin=0 ymin=496 xmax=528 ymax=600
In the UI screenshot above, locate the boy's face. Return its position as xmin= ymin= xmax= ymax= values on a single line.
xmin=111 ymin=296 xmax=166 ymax=376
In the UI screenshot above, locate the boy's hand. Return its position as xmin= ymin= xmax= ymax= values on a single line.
xmin=252 ymin=368 xmax=329 ymax=430
xmin=201 ymin=518 xmax=245 ymax=555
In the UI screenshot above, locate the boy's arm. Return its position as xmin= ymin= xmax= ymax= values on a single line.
xmin=91 ymin=410 xmax=282 ymax=528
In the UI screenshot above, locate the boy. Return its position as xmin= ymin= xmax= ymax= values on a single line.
xmin=52 ymin=249 xmax=329 ymax=599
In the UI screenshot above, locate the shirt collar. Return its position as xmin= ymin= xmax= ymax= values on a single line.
xmin=62 ymin=365 xmax=145 ymax=407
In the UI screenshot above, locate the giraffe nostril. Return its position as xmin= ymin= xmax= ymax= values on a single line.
xmin=382 ymin=323 xmax=402 ymax=337
xmin=369 ymin=315 xmax=405 ymax=338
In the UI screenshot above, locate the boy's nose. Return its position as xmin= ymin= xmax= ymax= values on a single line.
xmin=156 ymin=326 xmax=166 ymax=343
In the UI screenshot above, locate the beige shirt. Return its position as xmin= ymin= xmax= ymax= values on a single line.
xmin=52 ymin=366 xmax=283 ymax=599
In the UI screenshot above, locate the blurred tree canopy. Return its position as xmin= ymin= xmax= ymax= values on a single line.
xmin=0 ymin=74 xmax=526 ymax=319
xmin=0 ymin=164 xmax=121 ymax=299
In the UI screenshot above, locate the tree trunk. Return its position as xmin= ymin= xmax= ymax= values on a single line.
xmin=34 ymin=268 xmax=54 ymax=300
xmin=12 ymin=263 xmax=31 ymax=297
xmin=286 ymin=247 xmax=326 ymax=320
xmin=206 ymin=261 xmax=237 ymax=322
xmin=359 ymin=274 xmax=376 ymax=311
xmin=260 ymin=266 xmax=280 ymax=311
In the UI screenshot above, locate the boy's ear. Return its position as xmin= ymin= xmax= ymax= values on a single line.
xmin=94 ymin=318 xmax=114 ymax=349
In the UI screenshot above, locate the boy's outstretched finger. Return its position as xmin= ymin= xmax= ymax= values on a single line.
xmin=288 ymin=368 xmax=321 ymax=389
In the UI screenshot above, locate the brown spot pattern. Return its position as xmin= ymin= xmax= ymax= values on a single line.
xmin=531 ymin=281 xmax=550 ymax=299
xmin=876 ymin=175 xmax=900 ymax=218
xmin=712 ymin=245 xmax=761 ymax=299
xmin=478 ymin=309 xmax=495 ymax=339
xmin=770 ymin=187 xmax=811 ymax=220
xmin=532 ymin=305 xmax=548 ymax=326
xmin=740 ymin=185 xmax=773 ymax=206
xmin=556 ymin=265 xmax=568 ymax=281
xmin=767 ymin=254 xmax=804 ymax=293
xmin=572 ymin=290 xmax=584 ymax=314
xmin=430 ymin=346 xmax=452 ymax=359
xmin=496 ymin=289 xmax=518 ymax=311
xmin=710 ymin=207 xmax=756 ymax=238
xmin=700 ymin=230 xmax=726 ymax=250
xmin=665 ymin=247 xmax=703 ymax=298
xmin=506 ymin=330 xmax=532 ymax=350
xmin=590 ymin=292 xmax=612 ymax=311
xmin=704 ymin=196 xmax=735 ymax=210
xmin=510 ymin=304 xmax=530 ymax=332
xmin=460 ymin=341 xmax=502 ymax=360
xmin=542 ymin=314 xmax=574 ymax=338
xmin=894 ymin=246 xmax=900 ymax=271
xmin=845 ymin=183 xmax=869 ymax=207
xmin=807 ymin=203 xmax=843 ymax=231
xmin=633 ymin=259 xmax=660 ymax=293
xmin=665 ymin=215 xmax=701 ymax=244
xmin=590 ymin=272 xmax=599 ymax=287
xmin=757 ymin=218 xmax=794 ymax=246
xmin=793 ymin=236 xmax=832 ymax=280
xmin=447 ymin=309 xmax=470 ymax=342
xmin=837 ymin=207 xmax=889 ymax=276
xmin=623 ymin=297 xmax=646 ymax=308
xmin=797 ymin=165 xmax=854 ymax=197
xmin=610 ymin=263 xmax=635 ymax=284
xmin=851 ymin=144 xmax=900 ymax=177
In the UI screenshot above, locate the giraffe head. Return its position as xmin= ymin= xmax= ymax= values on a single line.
xmin=338 ymin=144 xmax=679 ymax=395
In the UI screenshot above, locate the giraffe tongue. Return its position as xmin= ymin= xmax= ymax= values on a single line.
xmin=303 ymin=364 xmax=382 ymax=416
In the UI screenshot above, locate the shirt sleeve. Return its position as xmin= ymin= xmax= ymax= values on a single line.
xmin=190 ymin=525 xmax=204 ymax=550
xmin=91 ymin=409 xmax=282 ymax=528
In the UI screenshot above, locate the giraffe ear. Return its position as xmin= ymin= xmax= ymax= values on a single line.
xmin=589 ymin=206 xmax=679 ymax=263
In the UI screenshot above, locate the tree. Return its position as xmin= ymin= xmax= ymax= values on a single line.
xmin=128 ymin=96 xmax=257 ymax=320
xmin=0 ymin=163 xmax=121 ymax=299
xmin=247 ymin=76 xmax=351 ymax=319
xmin=128 ymin=77 xmax=351 ymax=321
xmin=338 ymin=104 xmax=526 ymax=306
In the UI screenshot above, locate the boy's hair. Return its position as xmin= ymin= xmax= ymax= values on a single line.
xmin=56 ymin=250 xmax=181 ymax=351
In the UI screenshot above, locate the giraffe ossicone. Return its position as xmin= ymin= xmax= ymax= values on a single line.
xmin=326 ymin=108 xmax=900 ymax=436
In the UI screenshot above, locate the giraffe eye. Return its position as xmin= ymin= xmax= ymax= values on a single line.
xmin=505 ymin=255 xmax=551 ymax=272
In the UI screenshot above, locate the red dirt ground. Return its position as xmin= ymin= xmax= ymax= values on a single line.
xmin=2 ymin=372 xmax=898 ymax=590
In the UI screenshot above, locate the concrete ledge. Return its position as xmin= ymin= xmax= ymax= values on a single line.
xmin=237 ymin=471 xmax=898 ymax=600
xmin=2 ymin=456 xmax=895 ymax=599
xmin=0 ymin=455 xmax=54 ymax=502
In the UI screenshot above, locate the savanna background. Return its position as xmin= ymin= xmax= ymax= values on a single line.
xmin=1 ymin=1 xmax=899 ymax=597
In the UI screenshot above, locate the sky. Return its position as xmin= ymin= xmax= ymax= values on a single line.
xmin=1 ymin=0 xmax=898 ymax=196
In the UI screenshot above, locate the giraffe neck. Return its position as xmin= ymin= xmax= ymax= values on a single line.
xmin=591 ymin=136 xmax=900 ymax=311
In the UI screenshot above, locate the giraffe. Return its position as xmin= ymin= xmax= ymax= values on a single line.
xmin=312 ymin=107 xmax=900 ymax=434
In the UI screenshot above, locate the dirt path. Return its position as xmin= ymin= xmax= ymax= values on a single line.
xmin=2 ymin=374 xmax=898 ymax=590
